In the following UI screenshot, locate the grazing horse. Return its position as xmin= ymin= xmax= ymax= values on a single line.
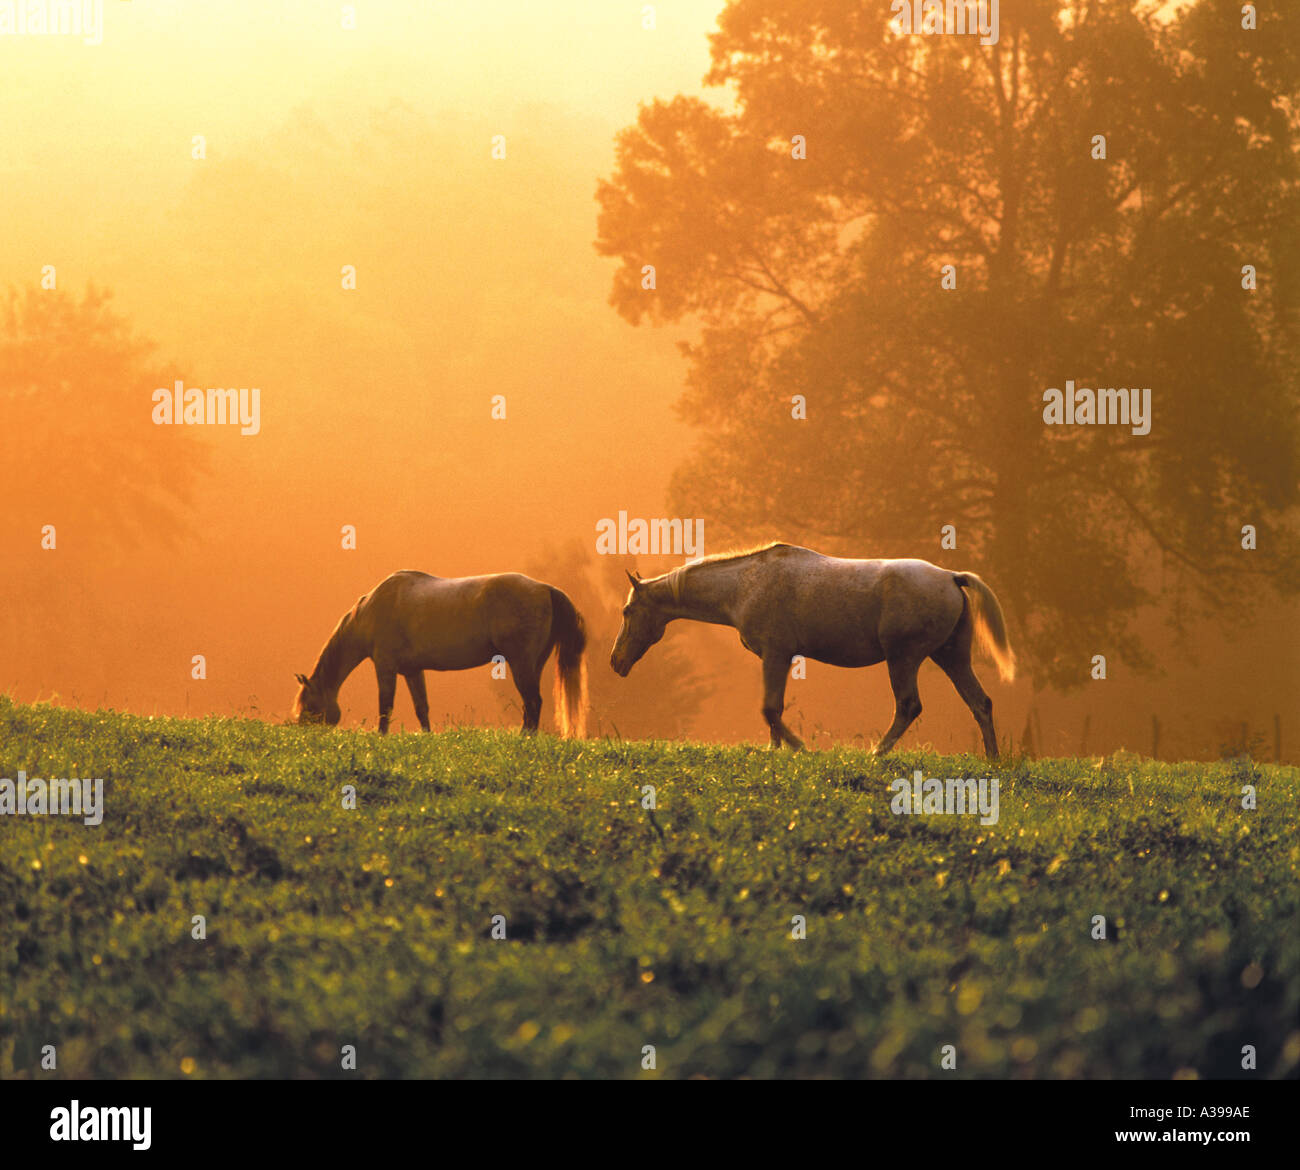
xmin=610 ymin=543 xmax=1015 ymax=757
xmin=293 ymin=570 xmax=588 ymax=736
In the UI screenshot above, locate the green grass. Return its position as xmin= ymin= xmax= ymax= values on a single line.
xmin=1 ymin=695 xmax=1297 ymax=1079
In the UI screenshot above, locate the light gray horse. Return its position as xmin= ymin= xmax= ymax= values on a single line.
xmin=294 ymin=570 xmax=588 ymax=736
xmin=610 ymin=543 xmax=1015 ymax=757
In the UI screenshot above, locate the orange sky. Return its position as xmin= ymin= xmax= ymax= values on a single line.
xmin=2 ymin=1 xmax=1295 ymax=759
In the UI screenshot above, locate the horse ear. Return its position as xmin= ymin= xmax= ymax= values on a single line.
xmin=295 ymin=672 xmax=309 ymax=686
xmin=625 ymin=570 xmax=642 ymax=591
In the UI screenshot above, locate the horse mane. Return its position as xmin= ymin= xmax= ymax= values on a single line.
xmin=642 ymin=542 xmax=791 ymax=605
xmin=644 ymin=541 xmax=789 ymax=583
xmin=310 ymin=598 xmax=364 ymax=685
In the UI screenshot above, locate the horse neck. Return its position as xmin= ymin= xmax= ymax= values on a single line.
xmin=653 ymin=563 xmax=738 ymax=627
xmin=311 ymin=610 xmax=368 ymax=696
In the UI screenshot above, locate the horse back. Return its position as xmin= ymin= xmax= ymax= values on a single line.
xmin=747 ymin=550 xmax=964 ymax=665
xmin=362 ymin=570 xmax=553 ymax=671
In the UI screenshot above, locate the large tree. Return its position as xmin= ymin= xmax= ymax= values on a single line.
xmin=0 ymin=285 xmax=207 ymax=696
xmin=0 ymin=284 xmax=206 ymax=552
xmin=595 ymin=0 xmax=1300 ymax=687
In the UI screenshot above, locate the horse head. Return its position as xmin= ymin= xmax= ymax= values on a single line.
xmin=610 ymin=571 xmax=668 ymax=676
xmin=291 ymin=672 xmax=341 ymax=726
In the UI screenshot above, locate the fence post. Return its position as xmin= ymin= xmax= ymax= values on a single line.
xmin=1021 ymin=709 xmax=1035 ymax=758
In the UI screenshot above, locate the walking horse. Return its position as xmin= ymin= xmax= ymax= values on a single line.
xmin=610 ymin=543 xmax=1014 ymax=756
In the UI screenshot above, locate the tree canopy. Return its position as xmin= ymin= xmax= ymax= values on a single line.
xmin=596 ymin=0 xmax=1300 ymax=688
xmin=0 ymin=285 xmax=206 ymax=554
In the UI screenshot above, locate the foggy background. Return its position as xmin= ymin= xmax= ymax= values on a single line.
xmin=2 ymin=0 xmax=1295 ymax=759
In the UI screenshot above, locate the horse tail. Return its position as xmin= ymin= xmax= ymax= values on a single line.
xmin=953 ymin=572 xmax=1016 ymax=684
xmin=547 ymin=586 xmax=589 ymax=738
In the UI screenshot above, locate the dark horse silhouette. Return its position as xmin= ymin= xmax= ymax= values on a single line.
xmin=293 ymin=570 xmax=588 ymax=736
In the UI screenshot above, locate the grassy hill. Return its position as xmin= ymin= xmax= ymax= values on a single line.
xmin=2 ymin=696 xmax=1296 ymax=1079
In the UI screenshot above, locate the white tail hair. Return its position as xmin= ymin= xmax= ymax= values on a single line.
xmin=955 ymin=572 xmax=1016 ymax=683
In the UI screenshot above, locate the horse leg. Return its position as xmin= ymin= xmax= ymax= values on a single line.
xmin=510 ymin=660 xmax=543 ymax=735
xmin=404 ymin=670 xmax=430 ymax=732
xmin=761 ymin=653 xmax=804 ymax=750
xmin=375 ymin=664 xmax=398 ymax=734
xmin=931 ymin=639 xmax=998 ymax=759
xmin=875 ymin=654 xmax=924 ymax=755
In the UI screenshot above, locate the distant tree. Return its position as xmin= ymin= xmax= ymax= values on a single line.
xmin=595 ymin=0 xmax=1300 ymax=688
xmin=524 ymin=541 xmax=713 ymax=739
xmin=0 ymin=285 xmax=206 ymax=552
